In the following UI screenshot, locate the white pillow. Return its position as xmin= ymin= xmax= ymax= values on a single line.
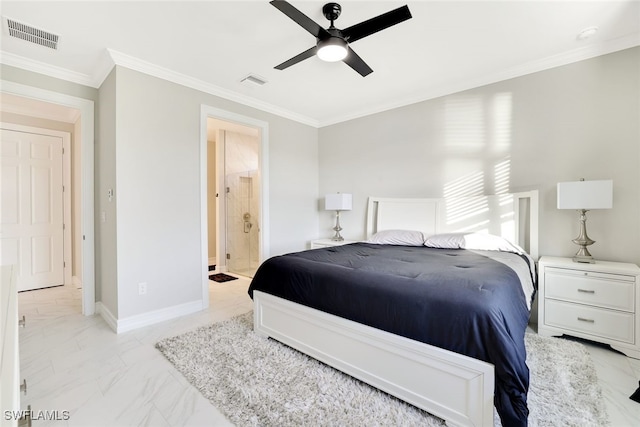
xmin=424 ymin=232 xmax=525 ymax=254
xmin=423 ymin=233 xmax=466 ymax=249
xmin=367 ymin=229 xmax=426 ymax=246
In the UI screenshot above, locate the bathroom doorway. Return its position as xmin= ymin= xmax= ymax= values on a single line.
xmin=222 ymin=129 xmax=260 ymax=277
xmin=207 ymin=118 xmax=261 ymax=278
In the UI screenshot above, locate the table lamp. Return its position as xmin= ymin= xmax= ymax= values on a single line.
xmin=325 ymin=193 xmax=352 ymax=241
xmin=557 ymin=179 xmax=613 ymax=263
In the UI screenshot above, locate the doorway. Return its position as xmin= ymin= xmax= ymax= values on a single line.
xmin=1 ymin=82 xmax=95 ymax=315
xmin=207 ymin=121 xmax=260 ymax=278
xmin=200 ymin=105 xmax=269 ymax=309
xmin=0 ymin=124 xmax=70 ymax=292
xmin=221 ymin=129 xmax=260 ymax=277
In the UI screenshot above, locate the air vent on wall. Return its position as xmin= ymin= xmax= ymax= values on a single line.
xmin=5 ymin=18 xmax=59 ymax=50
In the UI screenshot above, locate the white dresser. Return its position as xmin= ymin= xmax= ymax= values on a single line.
xmin=538 ymin=256 xmax=640 ymax=359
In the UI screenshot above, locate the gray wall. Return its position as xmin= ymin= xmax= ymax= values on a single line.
xmin=319 ymin=47 xmax=640 ymax=265
xmin=97 ymin=69 xmax=118 ymax=316
xmin=109 ymin=66 xmax=319 ymax=319
xmin=1 ymin=63 xmax=320 ymax=321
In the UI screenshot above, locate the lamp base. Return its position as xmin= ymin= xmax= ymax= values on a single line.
xmin=331 ymin=210 xmax=344 ymax=241
xmin=571 ymin=209 xmax=596 ymax=263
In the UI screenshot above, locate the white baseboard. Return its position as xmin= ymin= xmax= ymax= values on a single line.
xmin=208 ymin=257 xmax=217 ymax=266
xmin=96 ymin=302 xmax=118 ymax=332
xmin=97 ymin=300 xmax=204 ymax=334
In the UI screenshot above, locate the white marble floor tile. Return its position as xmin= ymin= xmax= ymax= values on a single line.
xmin=181 ymin=396 xmax=234 ymax=427
xmin=585 ymin=343 xmax=640 ymax=426
xmin=628 ymin=357 xmax=640 ymax=379
xmin=22 ymin=376 xmax=103 ymax=425
xmin=138 ymin=405 xmax=172 ymax=427
xmin=15 ymin=280 xmax=241 ymax=426
xmin=150 ymin=371 xmax=214 ymax=426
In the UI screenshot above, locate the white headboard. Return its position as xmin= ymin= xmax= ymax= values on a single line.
xmin=366 ymin=191 xmax=539 ymax=259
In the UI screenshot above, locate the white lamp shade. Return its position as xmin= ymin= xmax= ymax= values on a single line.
xmin=557 ymin=180 xmax=613 ymax=210
xmin=325 ymin=193 xmax=352 ymax=211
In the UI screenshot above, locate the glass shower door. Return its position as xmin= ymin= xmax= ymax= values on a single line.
xmin=224 ymin=131 xmax=259 ymax=278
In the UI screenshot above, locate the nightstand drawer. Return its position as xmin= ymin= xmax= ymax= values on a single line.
xmin=545 ymin=299 xmax=635 ymax=344
xmin=545 ymin=267 xmax=635 ymax=312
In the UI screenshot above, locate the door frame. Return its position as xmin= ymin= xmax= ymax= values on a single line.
xmin=1 ymin=123 xmax=72 ymax=288
xmin=1 ymin=80 xmax=95 ymax=315
xmin=200 ymin=105 xmax=269 ymax=308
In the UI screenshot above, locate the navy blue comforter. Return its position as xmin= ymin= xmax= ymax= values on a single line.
xmin=248 ymin=243 xmax=535 ymax=426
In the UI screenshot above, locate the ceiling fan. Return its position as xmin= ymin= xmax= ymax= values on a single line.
xmin=270 ymin=0 xmax=412 ymax=77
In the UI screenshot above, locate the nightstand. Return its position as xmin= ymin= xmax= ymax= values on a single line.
xmin=310 ymin=239 xmax=357 ymax=249
xmin=538 ymin=256 xmax=640 ymax=359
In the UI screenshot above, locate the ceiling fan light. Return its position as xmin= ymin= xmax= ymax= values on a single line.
xmin=317 ymin=37 xmax=348 ymax=62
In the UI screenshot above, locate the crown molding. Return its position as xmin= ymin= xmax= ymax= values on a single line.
xmin=0 ymin=48 xmax=319 ymax=127
xmin=3 ymin=31 xmax=638 ymax=130
xmin=317 ymin=33 xmax=640 ymax=127
xmin=105 ymin=49 xmax=320 ymax=128
xmin=0 ymin=50 xmax=99 ymax=88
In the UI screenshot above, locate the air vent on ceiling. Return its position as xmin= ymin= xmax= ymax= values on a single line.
xmin=5 ymin=18 xmax=59 ymax=50
xmin=240 ymin=74 xmax=268 ymax=86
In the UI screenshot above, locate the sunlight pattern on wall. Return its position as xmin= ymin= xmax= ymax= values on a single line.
xmin=495 ymin=158 xmax=515 ymax=241
xmin=494 ymin=158 xmax=510 ymax=195
xmin=443 ymin=171 xmax=489 ymax=227
xmin=442 ymin=92 xmax=514 ymax=239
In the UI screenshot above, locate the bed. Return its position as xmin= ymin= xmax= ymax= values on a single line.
xmin=249 ymin=191 xmax=538 ymax=426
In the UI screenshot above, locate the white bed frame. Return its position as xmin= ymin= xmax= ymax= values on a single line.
xmin=254 ymin=191 xmax=538 ymax=426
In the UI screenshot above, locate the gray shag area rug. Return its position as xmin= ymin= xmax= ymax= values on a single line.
xmin=156 ymin=312 xmax=608 ymax=427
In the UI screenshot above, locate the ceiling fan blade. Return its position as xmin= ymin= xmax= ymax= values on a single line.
xmin=275 ymin=46 xmax=318 ymax=70
xmin=342 ymin=5 xmax=412 ymax=44
xmin=270 ymin=0 xmax=330 ymax=39
xmin=342 ymin=48 xmax=373 ymax=77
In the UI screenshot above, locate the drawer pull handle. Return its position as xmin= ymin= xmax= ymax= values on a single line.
xmin=19 ymin=315 xmax=26 ymax=327
xmin=577 ymin=289 xmax=595 ymax=294
xmin=577 ymin=317 xmax=595 ymax=323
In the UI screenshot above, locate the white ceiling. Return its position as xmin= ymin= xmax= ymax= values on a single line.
xmin=1 ymin=1 xmax=639 ymax=127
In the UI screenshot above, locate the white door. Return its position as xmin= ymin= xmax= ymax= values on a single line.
xmin=1 ymin=128 xmax=64 ymax=291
